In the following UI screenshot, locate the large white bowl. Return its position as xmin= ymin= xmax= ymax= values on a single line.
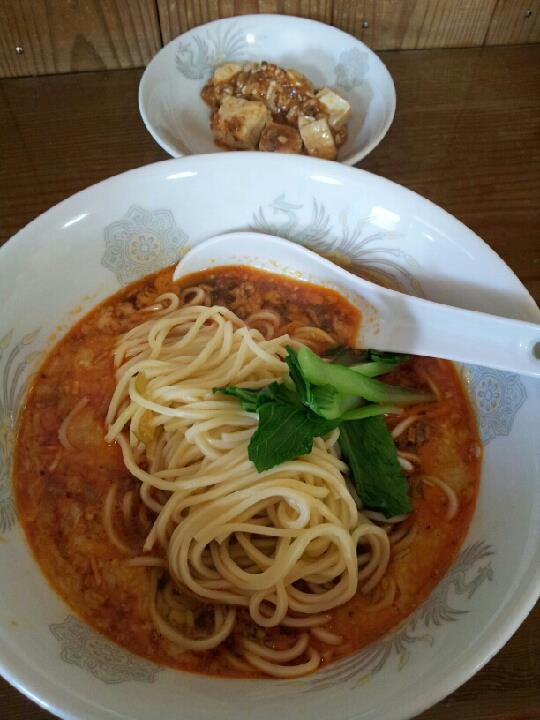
xmin=139 ymin=14 xmax=396 ymax=164
xmin=0 ymin=154 xmax=538 ymax=720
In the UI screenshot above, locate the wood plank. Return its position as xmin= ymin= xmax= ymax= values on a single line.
xmin=334 ymin=0 xmax=499 ymax=50
xmin=363 ymin=45 xmax=540 ymax=296
xmin=157 ymin=0 xmax=333 ymax=42
xmin=486 ymin=0 xmax=540 ymax=45
xmin=0 ymin=0 xmax=161 ymax=78
xmin=157 ymin=0 xmax=498 ymax=49
xmin=0 ymin=68 xmax=167 ymax=242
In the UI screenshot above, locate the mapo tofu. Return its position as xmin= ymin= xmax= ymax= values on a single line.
xmin=201 ymin=61 xmax=351 ymax=160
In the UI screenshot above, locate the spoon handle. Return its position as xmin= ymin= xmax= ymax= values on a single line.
xmin=358 ymin=288 xmax=540 ymax=378
xmin=173 ymin=231 xmax=540 ymax=379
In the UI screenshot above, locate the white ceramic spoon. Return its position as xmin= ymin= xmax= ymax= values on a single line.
xmin=174 ymin=231 xmax=540 ymax=378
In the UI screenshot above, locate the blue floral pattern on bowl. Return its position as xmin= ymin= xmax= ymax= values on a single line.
xmin=102 ymin=205 xmax=188 ymax=285
xmin=50 ymin=615 xmax=161 ymax=684
xmin=0 ymin=329 xmax=40 ymax=532
xmin=294 ymin=541 xmax=494 ymax=690
xmin=174 ymin=23 xmax=370 ymax=92
xmin=335 ymin=48 xmax=369 ymax=91
xmin=176 ymin=24 xmax=248 ymax=80
xmin=466 ymin=366 xmax=527 ymax=445
xmin=251 ymin=193 xmax=424 ymax=295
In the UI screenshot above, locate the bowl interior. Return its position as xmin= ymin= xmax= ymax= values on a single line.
xmin=0 ymin=154 xmax=539 ymax=720
xmin=139 ymin=15 xmax=396 ymax=164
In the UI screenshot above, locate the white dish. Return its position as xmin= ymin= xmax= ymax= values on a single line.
xmin=139 ymin=15 xmax=396 ymax=164
xmin=0 ymin=153 xmax=539 ymax=720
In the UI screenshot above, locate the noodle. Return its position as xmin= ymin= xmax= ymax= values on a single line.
xmin=391 ymin=414 xmax=419 ymax=440
xmin=421 ymin=475 xmax=459 ymax=521
xmin=310 ymin=626 xmax=343 ymax=645
xmin=243 ymin=645 xmax=321 ymax=678
xmin=397 ymin=455 xmax=414 ymax=472
xmin=102 ymin=483 xmax=133 ymax=554
xmin=106 ymin=301 xmax=391 ymax=676
xmin=57 ymin=397 xmax=88 ymax=450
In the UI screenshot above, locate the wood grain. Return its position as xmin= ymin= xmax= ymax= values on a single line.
xmin=486 ymin=0 xmax=540 ymax=45
xmin=2 ymin=0 xmax=539 ymax=80
xmin=157 ymin=0 xmax=500 ymax=48
xmin=156 ymin=0 xmax=333 ymax=41
xmin=333 ymin=0 xmax=499 ymax=49
xmin=0 ymin=0 xmax=161 ymax=78
xmin=362 ymin=44 xmax=540 ymax=295
xmin=157 ymin=0 xmax=540 ymax=50
xmin=0 ymin=68 xmax=165 ymax=240
xmin=0 ymin=43 xmax=539 ymax=720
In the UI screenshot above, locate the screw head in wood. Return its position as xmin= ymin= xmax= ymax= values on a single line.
xmin=15 ymin=46 xmax=24 ymax=55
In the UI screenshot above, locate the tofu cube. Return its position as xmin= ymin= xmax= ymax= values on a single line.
xmin=212 ymin=96 xmax=270 ymax=150
xmin=316 ymin=88 xmax=351 ymax=129
xmin=213 ymin=63 xmax=242 ymax=84
xmin=298 ymin=116 xmax=337 ymax=160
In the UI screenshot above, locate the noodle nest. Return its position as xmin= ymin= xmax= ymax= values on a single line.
xmin=105 ymin=298 xmax=394 ymax=676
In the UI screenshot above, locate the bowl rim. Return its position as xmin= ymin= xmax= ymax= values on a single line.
xmin=137 ymin=13 xmax=397 ymax=165
xmin=0 ymin=154 xmax=539 ymax=720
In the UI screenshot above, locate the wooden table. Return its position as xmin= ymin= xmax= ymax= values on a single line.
xmin=1 ymin=44 xmax=539 ymax=720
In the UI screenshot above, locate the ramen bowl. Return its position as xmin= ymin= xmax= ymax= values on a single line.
xmin=139 ymin=14 xmax=396 ymax=164
xmin=0 ymin=153 xmax=539 ymax=720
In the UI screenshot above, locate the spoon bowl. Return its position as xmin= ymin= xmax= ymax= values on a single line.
xmin=174 ymin=231 xmax=540 ymax=377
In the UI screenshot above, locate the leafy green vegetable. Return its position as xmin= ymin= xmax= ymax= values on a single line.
xmin=285 ymin=346 xmax=362 ymax=419
xmin=310 ymin=385 xmax=363 ymax=420
xmin=296 ymin=345 xmax=433 ymax=406
xmin=349 ymin=362 xmax=399 ymax=378
xmin=214 ymin=381 xmax=300 ymax=411
xmin=255 ymin=381 xmax=300 ymax=408
xmin=284 ymin=346 xmax=313 ymax=406
xmin=339 ymin=417 xmax=412 ymax=517
xmin=216 ymin=376 xmax=337 ymax=472
xmin=213 ymin=385 xmax=261 ymax=412
xmin=285 ymin=346 xmax=410 ymax=419
xmin=217 ymin=346 xmax=427 ymax=515
xmin=248 ymin=397 xmax=337 ymax=472
xmin=349 ymin=350 xmax=409 ymax=378
xmin=323 ymin=347 xmax=408 ymax=377
xmin=340 ymin=403 xmax=402 ymax=421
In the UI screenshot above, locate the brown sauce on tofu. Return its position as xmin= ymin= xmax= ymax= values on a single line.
xmin=202 ymin=62 xmax=351 ymax=159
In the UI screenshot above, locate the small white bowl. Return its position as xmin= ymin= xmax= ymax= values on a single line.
xmin=139 ymin=14 xmax=396 ymax=164
xmin=1 ymin=153 xmax=539 ymax=720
